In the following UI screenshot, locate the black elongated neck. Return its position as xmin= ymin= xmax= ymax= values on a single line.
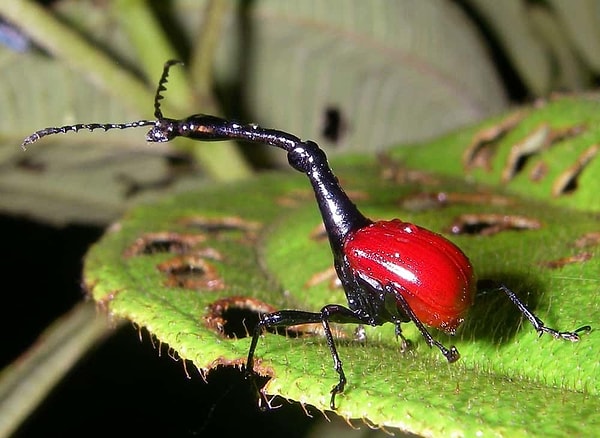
xmin=147 ymin=115 xmax=372 ymax=256
xmin=147 ymin=114 xmax=303 ymax=149
xmin=290 ymin=141 xmax=372 ymax=259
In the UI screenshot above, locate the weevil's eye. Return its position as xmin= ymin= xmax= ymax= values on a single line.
xmin=146 ymin=120 xmax=177 ymax=142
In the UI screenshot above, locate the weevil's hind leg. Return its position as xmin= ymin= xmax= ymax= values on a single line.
xmin=495 ymin=283 xmax=591 ymax=341
xmin=386 ymin=284 xmax=460 ymax=363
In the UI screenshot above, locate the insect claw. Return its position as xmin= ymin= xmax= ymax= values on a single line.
xmin=445 ymin=346 xmax=460 ymax=363
xmin=257 ymin=391 xmax=281 ymax=411
xmin=558 ymin=331 xmax=579 ymax=341
xmin=329 ymin=388 xmax=340 ymax=410
xmin=399 ymin=337 xmax=413 ymax=354
xmin=538 ymin=324 xmax=590 ymax=342
xmin=244 ymin=364 xmax=276 ymax=410
xmin=575 ymin=325 xmax=592 ymax=335
xmin=561 ymin=325 xmax=592 ymax=341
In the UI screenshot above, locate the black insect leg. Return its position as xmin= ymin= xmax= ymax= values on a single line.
xmin=245 ymin=310 xmax=323 ymax=409
xmin=496 ymin=283 xmax=591 ymax=341
xmin=386 ymin=284 xmax=460 ymax=363
xmin=320 ymin=304 xmax=369 ymax=409
xmin=246 ymin=305 xmax=363 ymax=409
xmin=247 ymin=310 xmax=319 ymax=373
xmin=393 ymin=323 xmax=412 ymax=353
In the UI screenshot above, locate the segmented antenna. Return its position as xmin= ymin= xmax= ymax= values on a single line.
xmin=21 ymin=121 xmax=155 ymax=150
xmin=154 ymin=60 xmax=184 ymax=119
xmin=21 ymin=60 xmax=185 ymax=150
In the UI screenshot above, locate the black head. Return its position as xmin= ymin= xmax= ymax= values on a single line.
xmin=145 ymin=118 xmax=179 ymax=143
xmin=287 ymin=141 xmax=328 ymax=174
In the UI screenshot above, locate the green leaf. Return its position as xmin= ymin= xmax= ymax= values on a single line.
xmin=0 ymin=3 xmax=246 ymax=225
xmin=393 ymin=95 xmax=600 ymax=213
xmin=548 ymin=0 xmax=600 ymax=73
xmin=0 ymin=0 xmax=507 ymax=224
xmin=212 ymin=0 xmax=507 ymax=153
xmin=463 ymin=0 xmax=597 ymax=94
xmin=0 ymin=51 xmax=181 ymax=225
xmin=84 ymin=96 xmax=599 ymax=436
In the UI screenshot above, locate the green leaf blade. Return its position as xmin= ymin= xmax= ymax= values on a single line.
xmin=84 ymin=97 xmax=599 ymax=436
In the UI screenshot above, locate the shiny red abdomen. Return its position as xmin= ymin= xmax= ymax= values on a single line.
xmin=344 ymin=219 xmax=476 ymax=333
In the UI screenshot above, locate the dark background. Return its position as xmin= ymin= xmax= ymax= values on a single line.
xmin=1 ymin=217 xmax=319 ymax=436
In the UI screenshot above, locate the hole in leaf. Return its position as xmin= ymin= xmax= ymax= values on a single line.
xmin=502 ymin=123 xmax=550 ymax=182
xmin=399 ymin=191 xmax=513 ymax=211
xmin=547 ymin=123 xmax=587 ymax=144
xmin=123 ymin=232 xmax=206 ymax=257
xmin=205 ymin=297 xmax=278 ymax=339
xmin=449 ymin=214 xmax=542 ymax=236
xmin=179 ymin=216 xmax=260 ymax=241
xmin=156 ymin=254 xmax=225 ymax=290
xmin=552 ymin=144 xmax=599 ymax=196
xmin=217 ymin=306 xmax=262 ymax=339
xmin=463 ymin=110 xmax=526 ymax=171
xmin=304 ymin=266 xmax=341 ymax=290
xmin=321 ymin=106 xmax=347 ymax=143
xmin=205 ymin=297 xmax=319 ymax=339
xmin=539 ymin=252 xmax=593 ymax=269
xmin=378 ymin=154 xmax=440 ymax=185
xmin=502 ymin=122 xmax=588 ymax=183
xmin=573 ymin=232 xmax=600 ymax=248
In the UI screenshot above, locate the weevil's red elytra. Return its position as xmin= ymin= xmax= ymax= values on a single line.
xmin=344 ymin=219 xmax=475 ymax=332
